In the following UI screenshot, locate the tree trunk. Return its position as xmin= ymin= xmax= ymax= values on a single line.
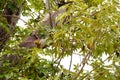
xmin=0 ymin=0 xmax=25 ymax=52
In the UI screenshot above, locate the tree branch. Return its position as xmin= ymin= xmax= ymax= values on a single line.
xmin=44 ymin=0 xmax=53 ymax=28
xmin=73 ymin=51 xmax=92 ymax=80
xmin=81 ymin=54 xmax=112 ymax=80
xmin=69 ymin=54 xmax=73 ymax=72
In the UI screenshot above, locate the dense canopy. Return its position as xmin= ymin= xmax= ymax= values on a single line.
xmin=0 ymin=0 xmax=120 ymax=80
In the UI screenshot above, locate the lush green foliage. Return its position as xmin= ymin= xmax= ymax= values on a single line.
xmin=0 ymin=0 xmax=120 ymax=80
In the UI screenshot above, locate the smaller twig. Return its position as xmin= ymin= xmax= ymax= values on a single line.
xmin=69 ymin=54 xmax=73 ymax=72
xmin=73 ymin=51 xmax=91 ymax=80
xmin=52 ymin=52 xmax=54 ymax=62
xmin=69 ymin=38 xmax=74 ymax=72
xmin=56 ymin=48 xmax=65 ymax=68
xmin=56 ymin=55 xmax=63 ymax=68
xmin=94 ymin=70 xmax=107 ymax=80
xmin=81 ymin=54 xmax=112 ymax=80
xmin=54 ymin=54 xmax=62 ymax=63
